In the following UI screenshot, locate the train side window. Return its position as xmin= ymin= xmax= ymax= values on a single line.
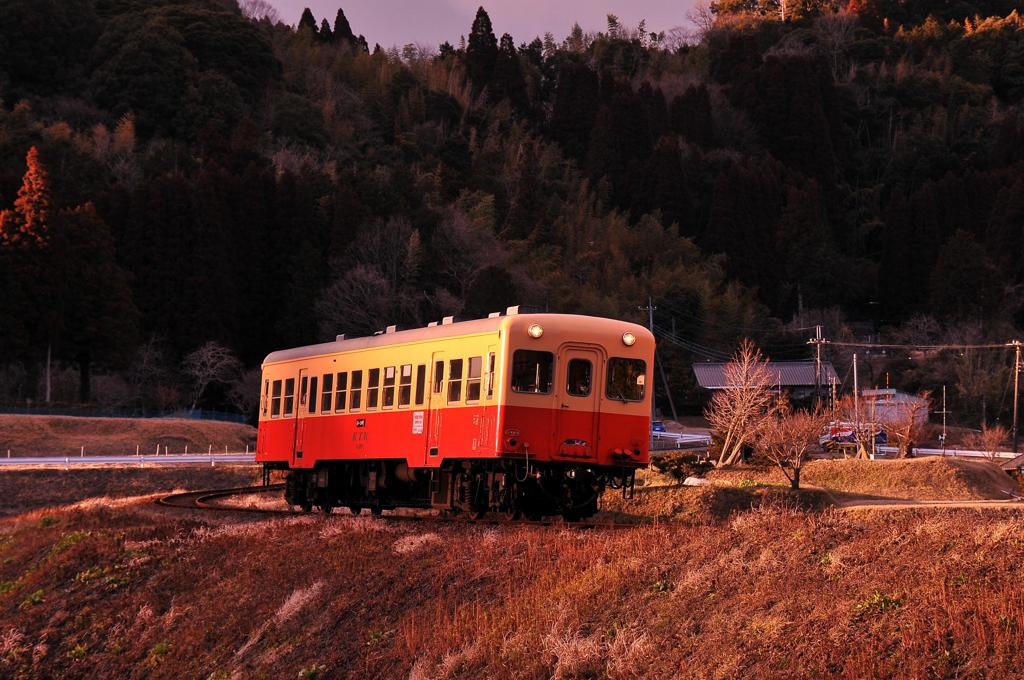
xmin=567 ymin=359 xmax=592 ymax=397
xmin=321 ymin=374 xmax=333 ymax=413
xmin=511 ymin=350 xmax=553 ymax=394
xmin=466 ymin=356 xmax=482 ymax=402
xmin=308 ymin=376 xmax=318 ymax=414
xmin=350 ymin=371 xmax=362 ymax=410
xmin=299 ymin=376 xmax=308 ymax=407
xmin=262 ymin=379 xmax=269 ymax=416
xmin=606 ymin=358 xmax=646 ymax=402
xmin=283 ymin=378 xmax=295 ymax=415
xmin=399 ymin=364 xmax=413 ymax=407
xmin=383 ymin=366 xmax=396 ymax=409
xmin=334 ymin=372 xmax=347 ymax=411
xmin=415 ymin=365 xmax=426 ymax=405
xmin=271 ymin=380 xmax=282 ymax=417
xmin=447 ymin=359 xmax=463 ymax=403
xmin=433 ymin=361 xmax=444 ymax=393
xmin=486 ymin=353 xmax=495 ymax=399
xmin=367 ymin=368 xmax=380 ymax=410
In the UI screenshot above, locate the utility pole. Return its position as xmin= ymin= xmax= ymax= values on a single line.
xmin=808 ymin=325 xmax=825 ymax=409
xmin=853 ymin=353 xmax=860 ymax=428
xmin=1010 ymin=340 xmax=1022 ymax=453
xmin=938 ymin=384 xmax=948 ymax=456
xmin=639 ymin=298 xmax=657 ymax=451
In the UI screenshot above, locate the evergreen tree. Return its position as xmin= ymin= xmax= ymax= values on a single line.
xmin=333 ymin=8 xmax=355 ymax=42
xmin=549 ymin=63 xmax=600 ymax=160
xmin=318 ymin=18 xmax=333 ymax=42
xmin=50 ymin=204 xmax=139 ymax=401
xmin=465 ymin=7 xmax=498 ymax=91
xmin=929 ymin=229 xmax=1002 ymax=320
xmin=491 ymin=33 xmax=528 ymax=111
xmin=0 ymin=147 xmax=50 ymax=246
xmin=298 ymin=7 xmax=318 ymax=35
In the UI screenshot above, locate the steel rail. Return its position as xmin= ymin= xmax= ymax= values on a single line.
xmin=155 ymin=485 xmax=650 ymax=529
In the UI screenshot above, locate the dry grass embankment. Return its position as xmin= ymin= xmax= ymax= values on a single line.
xmin=0 ymin=415 xmax=255 ymax=457
xmin=0 ymin=466 xmax=260 ymax=514
xmin=3 ymin=499 xmax=1024 ymax=678
xmin=707 ymin=456 xmax=1017 ymax=501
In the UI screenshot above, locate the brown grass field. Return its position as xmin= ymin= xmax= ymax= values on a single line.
xmin=2 ymin=456 xmax=1024 ymax=678
xmin=707 ymin=456 xmax=1019 ymax=501
xmin=0 ymin=415 xmax=256 ymax=457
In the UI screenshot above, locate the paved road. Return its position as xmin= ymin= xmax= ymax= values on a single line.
xmin=0 ymin=453 xmax=256 ymax=467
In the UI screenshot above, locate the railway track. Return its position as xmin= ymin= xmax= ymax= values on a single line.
xmin=155 ymin=484 xmax=648 ymax=529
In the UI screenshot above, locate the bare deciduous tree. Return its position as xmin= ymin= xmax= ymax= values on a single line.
xmin=229 ymin=367 xmax=263 ymax=420
xmin=964 ymin=423 xmax=1009 ymax=463
xmin=182 ymin=341 xmax=242 ymax=411
xmin=756 ymin=401 xmax=828 ymax=489
xmin=315 ymin=264 xmax=400 ymax=340
xmin=837 ymin=394 xmax=874 ymax=460
xmin=884 ymin=394 xmax=931 ymax=459
xmin=238 ymin=0 xmax=279 ymax=23
xmin=705 ymin=339 xmax=777 ymax=467
xmin=814 ymin=11 xmax=858 ymax=82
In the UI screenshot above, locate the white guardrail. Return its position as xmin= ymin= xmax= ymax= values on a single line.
xmin=651 ymin=431 xmax=713 ymax=451
xmin=0 ymin=453 xmax=256 ymax=467
xmin=875 ymin=446 xmax=1019 ymax=461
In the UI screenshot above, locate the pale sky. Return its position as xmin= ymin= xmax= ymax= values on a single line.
xmin=273 ymin=1 xmax=696 ymax=49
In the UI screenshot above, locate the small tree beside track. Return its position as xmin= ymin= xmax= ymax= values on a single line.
xmin=705 ymin=339 xmax=776 ymax=467
xmin=756 ymin=401 xmax=829 ymax=490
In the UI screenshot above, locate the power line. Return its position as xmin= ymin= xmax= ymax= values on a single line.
xmin=827 ymin=341 xmax=1008 ymax=351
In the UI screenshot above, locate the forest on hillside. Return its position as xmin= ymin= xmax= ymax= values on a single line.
xmin=1 ymin=0 xmax=1023 ymax=422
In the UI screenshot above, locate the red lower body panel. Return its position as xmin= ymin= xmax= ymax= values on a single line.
xmin=257 ymin=405 xmax=648 ymax=469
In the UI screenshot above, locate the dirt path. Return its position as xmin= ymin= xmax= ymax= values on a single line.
xmin=836 ymin=497 xmax=1024 ymax=511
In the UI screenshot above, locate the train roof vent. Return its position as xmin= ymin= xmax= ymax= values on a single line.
xmin=487 ymin=312 xmax=501 ymax=318
xmin=427 ymin=321 xmax=438 ymax=327
xmin=441 ymin=316 xmax=454 ymax=325
xmin=335 ymin=334 xmax=346 ymax=342
xmin=505 ymin=305 xmax=521 ymax=316
xmin=385 ymin=325 xmax=397 ymax=334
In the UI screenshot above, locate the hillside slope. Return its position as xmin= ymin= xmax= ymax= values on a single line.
xmin=708 ymin=456 xmax=1018 ymax=500
xmin=2 ymin=500 xmax=1024 ymax=678
xmin=0 ymin=415 xmax=255 ymax=456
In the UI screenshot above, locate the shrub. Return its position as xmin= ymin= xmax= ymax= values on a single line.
xmin=651 ymin=451 xmax=714 ymax=480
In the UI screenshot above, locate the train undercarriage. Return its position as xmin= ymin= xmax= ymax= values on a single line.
xmin=267 ymin=459 xmax=638 ymax=521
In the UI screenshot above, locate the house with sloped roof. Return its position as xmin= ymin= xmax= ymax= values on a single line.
xmin=692 ymin=361 xmax=839 ymax=400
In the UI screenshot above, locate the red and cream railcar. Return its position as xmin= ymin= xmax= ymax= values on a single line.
xmin=256 ymin=311 xmax=653 ymax=520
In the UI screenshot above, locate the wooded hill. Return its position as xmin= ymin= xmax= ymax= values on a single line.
xmin=1 ymin=0 xmax=1023 ymax=417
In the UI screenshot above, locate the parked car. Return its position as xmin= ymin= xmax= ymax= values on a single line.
xmin=651 ymin=420 xmax=666 ymax=433
xmin=820 ymin=421 xmax=887 ymax=449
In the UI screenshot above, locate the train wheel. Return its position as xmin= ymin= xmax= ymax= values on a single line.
xmin=371 ymin=506 xmax=383 ymax=516
xmin=503 ymin=508 xmax=522 ymax=521
xmin=349 ymin=505 xmax=361 ymax=516
xmin=300 ymin=502 xmax=313 ymax=513
xmin=321 ymin=504 xmax=334 ymax=515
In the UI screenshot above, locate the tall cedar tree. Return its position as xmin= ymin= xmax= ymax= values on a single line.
xmin=333 ymin=8 xmax=355 ymax=42
xmin=491 ymin=33 xmax=528 ymax=111
xmin=318 ymin=19 xmax=333 ymax=42
xmin=298 ymin=7 xmax=318 ymax=35
xmin=466 ymin=7 xmax=498 ymax=92
xmin=0 ymin=147 xmax=49 ymax=246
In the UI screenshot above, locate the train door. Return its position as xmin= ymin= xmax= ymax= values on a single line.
xmin=555 ymin=346 xmax=601 ymax=459
xmin=292 ymin=368 xmax=308 ymax=466
xmin=424 ymin=351 xmax=445 ymax=464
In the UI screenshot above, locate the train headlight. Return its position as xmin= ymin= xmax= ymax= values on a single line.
xmin=622 ymin=331 xmax=636 ymax=346
xmin=528 ymin=323 xmax=544 ymax=339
